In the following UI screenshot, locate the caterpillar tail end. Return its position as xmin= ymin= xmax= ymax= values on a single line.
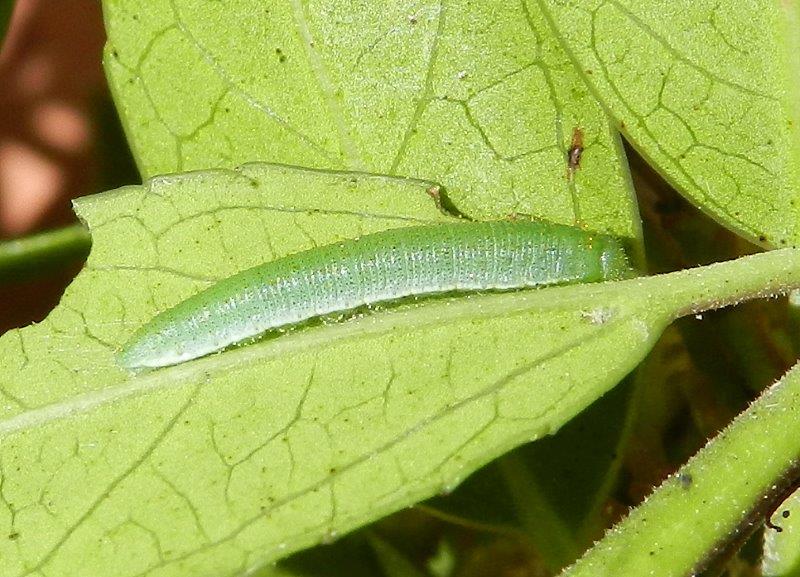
xmin=599 ymin=238 xmax=637 ymax=281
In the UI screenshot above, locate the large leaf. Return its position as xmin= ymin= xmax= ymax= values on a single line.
xmin=2 ymin=163 xmax=799 ymax=577
xmin=537 ymin=0 xmax=800 ymax=248
xmin=763 ymin=489 xmax=800 ymax=577
xmin=102 ymin=0 xmax=640 ymax=240
xmin=429 ymin=380 xmax=635 ymax=572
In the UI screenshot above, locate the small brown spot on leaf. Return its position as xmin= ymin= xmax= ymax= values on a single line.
xmin=567 ymin=127 xmax=584 ymax=179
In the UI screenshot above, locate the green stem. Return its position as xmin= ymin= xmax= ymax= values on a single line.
xmin=560 ymin=248 xmax=800 ymax=577
xmin=562 ymin=361 xmax=800 ymax=577
xmin=498 ymin=453 xmax=580 ymax=572
xmin=622 ymin=246 xmax=800 ymax=318
xmin=0 ymin=224 xmax=91 ymax=282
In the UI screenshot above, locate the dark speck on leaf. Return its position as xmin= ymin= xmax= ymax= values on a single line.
xmin=783 ymin=510 xmax=791 ymax=518
xmin=568 ymin=127 xmax=584 ymax=178
xmin=766 ymin=517 xmax=784 ymax=532
xmin=8 ymin=532 xmax=19 ymax=540
xmin=275 ymin=48 xmax=287 ymax=63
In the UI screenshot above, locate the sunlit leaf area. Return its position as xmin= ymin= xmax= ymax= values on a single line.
xmin=1 ymin=2 xmax=800 ymax=576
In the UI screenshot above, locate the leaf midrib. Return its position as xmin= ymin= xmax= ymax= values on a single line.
xmin=0 ymin=281 xmax=634 ymax=437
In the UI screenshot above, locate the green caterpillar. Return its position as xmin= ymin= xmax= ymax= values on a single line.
xmin=117 ymin=220 xmax=633 ymax=370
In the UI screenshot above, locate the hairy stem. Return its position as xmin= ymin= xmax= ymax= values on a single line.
xmin=0 ymin=224 xmax=91 ymax=282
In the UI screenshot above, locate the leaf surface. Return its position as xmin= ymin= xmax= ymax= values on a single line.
xmin=4 ymin=164 xmax=799 ymax=577
xmin=537 ymin=0 xmax=800 ymax=247
xmin=102 ymin=0 xmax=640 ymax=240
xmin=0 ymin=164 xmax=667 ymax=577
xmin=763 ymin=489 xmax=800 ymax=577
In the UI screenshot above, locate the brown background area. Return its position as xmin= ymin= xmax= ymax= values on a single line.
xmin=0 ymin=0 xmax=136 ymax=332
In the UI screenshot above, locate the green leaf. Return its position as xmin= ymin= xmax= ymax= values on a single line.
xmin=561 ymin=357 xmax=800 ymax=577
xmin=3 ymin=163 xmax=800 ymax=576
xmin=763 ymin=490 xmax=800 ymax=577
xmin=537 ymin=0 xmax=800 ymax=248
xmin=501 ymin=378 xmax=634 ymax=569
xmin=102 ymin=0 xmax=640 ymax=241
xmin=426 ymin=381 xmax=634 ymax=573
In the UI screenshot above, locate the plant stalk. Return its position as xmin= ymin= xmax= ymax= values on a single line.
xmin=0 ymin=224 xmax=91 ymax=282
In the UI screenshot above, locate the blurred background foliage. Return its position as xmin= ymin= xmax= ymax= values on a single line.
xmin=0 ymin=0 xmax=136 ymax=331
xmin=0 ymin=1 xmax=796 ymax=575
